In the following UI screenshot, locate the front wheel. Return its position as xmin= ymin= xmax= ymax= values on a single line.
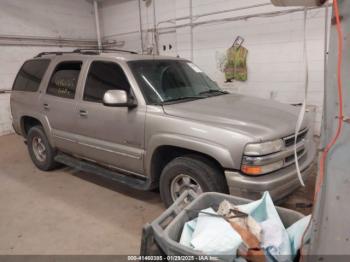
xmin=159 ymin=155 xmax=228 ymax=207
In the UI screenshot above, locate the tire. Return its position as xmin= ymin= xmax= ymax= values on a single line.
xmin=27 ymin=125 xmax=59 ymax=171
xmin=159 ymin=155 xmax=228 ymax=207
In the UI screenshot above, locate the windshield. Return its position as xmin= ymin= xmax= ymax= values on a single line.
xmin=128 ymin=60 xmax=227 ymax=104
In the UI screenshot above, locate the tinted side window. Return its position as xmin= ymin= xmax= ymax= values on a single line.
xmin=13 ymin=59 xmax=50 ymax=92
xmin=47 ymin=61 xmax=82 ymax=99
xmin=83 ymin=61 xmax=130 ymax=103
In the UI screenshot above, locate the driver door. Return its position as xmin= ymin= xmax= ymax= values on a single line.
xmin=74 ymin=60 xmax=146 ymax=175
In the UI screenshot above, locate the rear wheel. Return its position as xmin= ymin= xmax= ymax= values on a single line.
xmin=159 ymin=155 xmax=228 ymax=207
xmin=27 ymin=126 xmax=59 ymax=171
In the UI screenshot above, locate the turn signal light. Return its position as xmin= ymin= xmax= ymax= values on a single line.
xmin=241 ymin=160 xmax=284 ymax=175
xmin=241 ymin=165 xmax=263 ymax=175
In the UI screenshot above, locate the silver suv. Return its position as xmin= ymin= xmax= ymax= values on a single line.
xmin=10 ymin=49 xmax=316 ymax=206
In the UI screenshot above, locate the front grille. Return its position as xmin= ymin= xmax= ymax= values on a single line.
xmin=284 ymin=128 xmax=308 ymax=147
xmin=285 ymin=148 xmax=305 ymax=164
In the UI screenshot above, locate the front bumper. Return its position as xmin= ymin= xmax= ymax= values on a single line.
xmin=224 ymin=140 xmax=317 ymax=202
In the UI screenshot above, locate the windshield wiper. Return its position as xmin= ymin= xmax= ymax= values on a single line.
xmin=199 ymin=89 xmax=229 ymax=96
xmin=161 ymin=96 xmax=205 ymax=104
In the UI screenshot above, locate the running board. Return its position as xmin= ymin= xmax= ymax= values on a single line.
xmin=55 ymin=153 xmax=151 ymax=191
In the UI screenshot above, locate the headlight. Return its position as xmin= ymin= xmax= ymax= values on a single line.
xmin=244 ymin=139 xmax=284 ymax=156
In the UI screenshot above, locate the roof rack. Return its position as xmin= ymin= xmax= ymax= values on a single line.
xmin=34 ymin=51 xmax=77 ymax=58
xmin=73 ymin=48 xmax=138 ymax=54
xmin=34 ymin=48 xmax=138 ymax=58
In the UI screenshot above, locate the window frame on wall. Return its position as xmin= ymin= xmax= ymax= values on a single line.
xmin=46 ymin=60 xmax=83 ymax=100
xmin=12 ymin=59 xmax=51 ymax=92
xmin=82 ymin=60 xmax=132 ymax=104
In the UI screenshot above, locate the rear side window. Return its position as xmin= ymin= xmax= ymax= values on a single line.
xmin=46 ymin=61 xmax=82 ymax=99
xmin=83 ymin=61 xmax=130 ymax=103
xmin=13 ymin=59 xmax=50 ymax=92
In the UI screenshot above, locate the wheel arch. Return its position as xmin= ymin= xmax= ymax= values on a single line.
xmin=21 ymin=116 xmax=42 ymax=137
xmin=146 ymin=134 xmax=235 ymax=188
xmin=20 ymin=115 xmax=55 ymax=146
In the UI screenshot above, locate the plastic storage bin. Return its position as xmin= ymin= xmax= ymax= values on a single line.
xmin=140 ymin=190 xmax=304 ymax=258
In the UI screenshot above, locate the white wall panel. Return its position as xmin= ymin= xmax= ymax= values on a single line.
xmin=0 ymin=93 xmax=11 ymax=136
xmin=0 ymin=0 xmax=96 ymax=38
xmin=0 ymin=0 xmax=97 ymax=135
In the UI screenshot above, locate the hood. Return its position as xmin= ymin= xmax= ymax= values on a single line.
xmin=162 ymin=94 xmax=309 ymax=141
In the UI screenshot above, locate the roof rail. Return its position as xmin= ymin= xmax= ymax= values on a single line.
xmin=34 ymin=51 xmax=75 ymax=58
xmin=73 ymin=48 xmax=138 ymax=54
xmin=34 ymin=48 xmax=138 ymax=58
xmin=34 ymin=50 xmax=99 ymax=58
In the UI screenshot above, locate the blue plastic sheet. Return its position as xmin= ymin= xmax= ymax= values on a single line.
xmin=287 ymin=214 xmax=311 ymax=256
xmin=180 ymin=208 xmax=242 ymax=261
xmin=179 ymin=192 xmax=311 ymax=261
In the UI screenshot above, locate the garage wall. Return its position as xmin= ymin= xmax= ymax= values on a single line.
xmin=99 ymin=0 xmax=330 ymax=135
xmin=101 ymin=0 xmax=142 ymax=52
xmin=0 ymin=0 xmax=97 ymax=136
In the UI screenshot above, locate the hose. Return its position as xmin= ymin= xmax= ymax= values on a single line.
xmin=294 ymin=7 xmax=309 ymax=187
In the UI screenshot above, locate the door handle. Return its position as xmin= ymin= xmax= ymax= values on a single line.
xmin=79 ymin=110 xmax=88 ymax=117
xmin=43 ymin=103 xmax=49 ymax=110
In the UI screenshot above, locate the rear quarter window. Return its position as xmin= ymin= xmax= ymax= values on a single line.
xmin=12 ymin=59 xmax=50 ymax=92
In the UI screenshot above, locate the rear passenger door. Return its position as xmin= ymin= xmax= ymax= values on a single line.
xmin=42 ymin=60 xmax=83 ymax=154
xmin=74 ymin=60 xmax=146 ymax=175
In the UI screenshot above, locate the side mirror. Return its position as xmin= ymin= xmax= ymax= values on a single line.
xmin=103 ymin=90 xmax=137 ymax=107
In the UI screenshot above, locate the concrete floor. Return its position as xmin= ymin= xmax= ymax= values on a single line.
xmin=0 ymin=134 xmax=316 ymax=254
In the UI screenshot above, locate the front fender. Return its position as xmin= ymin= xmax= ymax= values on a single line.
xmin=145 ymin=133 xmax=236 ymax=177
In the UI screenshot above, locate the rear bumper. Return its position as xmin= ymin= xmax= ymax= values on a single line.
xmin=224 ymin=140 xmax=317 ymax=202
